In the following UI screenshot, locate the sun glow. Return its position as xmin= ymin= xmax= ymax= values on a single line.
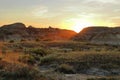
xmin=72 ymin=19 xmax=93 ymax=33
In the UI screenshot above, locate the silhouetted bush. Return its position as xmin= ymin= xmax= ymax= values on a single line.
xmin=9 ymin=40 xmax=14 ymax=43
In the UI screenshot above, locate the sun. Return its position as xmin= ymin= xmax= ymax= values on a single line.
xmin=72 ymin=19 xmax=93 ymax=33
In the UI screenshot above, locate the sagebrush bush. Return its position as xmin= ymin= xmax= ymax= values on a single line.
xmin=22 ymin=48 xmax=53 ymax=65
xmin=0 ymin=62 xmax=41 ymax=80
xmin=25 ymin=48 xmax=51 ymax=57
xmin=40 ymin=54 xmax=57 ymax=65
xmin=0 ymin=60 xmax=57 ymax=80
xmin=56 ymin=64 xmax=75 ymax=74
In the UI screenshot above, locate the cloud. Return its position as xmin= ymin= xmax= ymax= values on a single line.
xmin=32 ymin=6 xmax=48 ymax=17
xmin=0 ymin=0 xmax=120 ymax=27
xmin=32 ymin=6 xmax=61 ymax=19
xmin=89 ymin=0 xmax=117 ymax=3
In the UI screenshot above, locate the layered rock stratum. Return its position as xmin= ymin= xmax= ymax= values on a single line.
xmin=0 ymin=23 xmax=77 ymax=41
xmin=73 ymin=26 xmax=120 ymax=45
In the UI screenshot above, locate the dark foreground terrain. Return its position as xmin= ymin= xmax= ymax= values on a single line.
xmin=0 ymin=41 xmax=120 ymax=80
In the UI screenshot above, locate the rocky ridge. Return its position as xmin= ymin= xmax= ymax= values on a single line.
xmin=0 ymin=23 xmax=77 ymax=41
xmin=73 ymin=26 xmax=120 ymax=45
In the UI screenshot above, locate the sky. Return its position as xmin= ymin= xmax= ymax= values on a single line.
xmin=0 ymin=0 xmax=120 ymax=32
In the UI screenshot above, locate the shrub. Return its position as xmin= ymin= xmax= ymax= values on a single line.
xmin=18 ymin=54 xmax=36 ymax=65
xmin=23 ymin=48 xmax=52 ymax=64
xmin=100 ymin=63 xmax=120 ymax=70
xmin=35 ymin=38 xmax=40 ymax=42
xmin=1 ymin=67 xmax=40 ymax=80
xmin=26 ymin=48 xmax=52 ymax=57
xmin=0 ymin=61 xmax=41 ymax=80
xmin=40 ymin=54 xmax=57 ymax=65
xmin=9 ymin=40 xmax=14 ymax=43
xmin=21 ymin=39 xmax=26 ymax=42
xmin=31 ymin=48 xmax=49 ymax=56
xmin=22 ymin=48 xmax=53 ymax=65
xmin=87 ymin=77 xmax=117 ymax=80
xmin=56 ymin=64 xmax=75 ymax=74
xmin=0 ymin=61 xmax=55 ymax=80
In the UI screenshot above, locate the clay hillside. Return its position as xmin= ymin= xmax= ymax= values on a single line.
xmin=0 ymin=23 xmax=77 ymax=41
xmin=73 ymin=26 xmax=120 ymax=45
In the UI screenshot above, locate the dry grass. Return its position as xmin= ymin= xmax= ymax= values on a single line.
xmin=40 ymin=51 xmax=120 ymax=75
xmin=0 ymin=42 xmax=27 ymax=65
xmin=2 ymin=52 xmax=26 ymax=65
xmin=0 ymin=41 xmax=120 ymax=79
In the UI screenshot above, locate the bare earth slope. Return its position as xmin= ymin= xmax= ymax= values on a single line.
xmin=73 ymin=26 xmax=120 ymax=45
xmin=0 ymin=23 xmax=77 ymax=41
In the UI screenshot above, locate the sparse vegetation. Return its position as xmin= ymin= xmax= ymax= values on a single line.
xmin=18 ymin=54 xmax=36 ymax=65
xmin=40 ymin=54 xmax=57 ymax=65
xmin=87 ymin=77 xmax=118 ymax=80
xmin=1 ymin=47 xmax=7 ymax=54
xmin=29 ymin=48 xmax=50 ymax=57
xmin=0 ymin=40 xmax=120 ymax=80
xmin=0 ymin=61 xmax=39 ymax=80
xmin=40 ymin=51 xmax=120 ymax=75
xmin=35 ymin=38 xmax=40 ymax=42
xmin=21 ymin=39 xmax=26 ymax=42
xmin=23 ymin=48 xmax=53 ymax=64
xmin=0 ymin=60 xmax=57 ymax=80
xmin=9 ymin=40 xmax=14 ymax=43
xmin=56 ymin=64 xmax=75 ymax=74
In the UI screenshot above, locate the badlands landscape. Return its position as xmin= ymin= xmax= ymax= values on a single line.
xmin=0 ymin=23 xmax=120 ymax=80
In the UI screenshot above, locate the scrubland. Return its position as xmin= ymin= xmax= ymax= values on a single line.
xmin=0 ymin=41 xmax=120 ymax=80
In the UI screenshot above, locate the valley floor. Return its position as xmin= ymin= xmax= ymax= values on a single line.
xmin=0 ymin=41 xmax=120 ymax=80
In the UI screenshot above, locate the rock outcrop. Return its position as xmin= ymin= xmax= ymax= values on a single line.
xmin=73 ymin=26 xmax=120 ymax=45
xmin=27 ymin=26 xmax=77 ymax=41
xmin=0 ymin=23 xmax=77 ymax=41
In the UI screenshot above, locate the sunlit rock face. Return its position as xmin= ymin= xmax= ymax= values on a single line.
xmin=73 ymin=26 xmax=120 ymax=45
xmin=0 ymin=23 xmax=77 ymax=41
xmin=1 ymin=23 xmax=26 ymax=29
xmin=0 ymin=23 xmax=29 ymax=41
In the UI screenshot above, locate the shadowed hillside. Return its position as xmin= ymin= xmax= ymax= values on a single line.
xmin=73 ymin=26 xmax=120 ymax=45
xmin=0 ymin=23 xmax=77 ymax=41
xmin=27 ymin=26 xmax=77 ymax=41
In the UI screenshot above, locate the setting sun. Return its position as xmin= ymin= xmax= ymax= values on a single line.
xmin=71 ymin=19 xmax=93 ymax=33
